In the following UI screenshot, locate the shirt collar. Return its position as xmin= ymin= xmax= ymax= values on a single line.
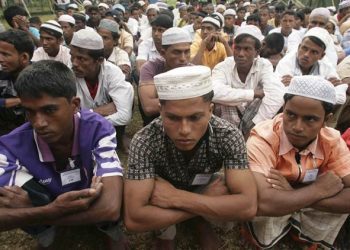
xmin=34 ymin=113 xmax=80 ymax=162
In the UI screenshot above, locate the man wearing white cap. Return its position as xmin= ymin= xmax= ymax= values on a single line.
xmin=191 ymin=14 xmax=232 ymax=69
xmin=70 ymin=29 xmax=134 ymax=151
xmin=245 ymin=75 xmax=350 ymax=249
xmin=124 ymin=65 xmax=257 ymax=249
xmin=67 ymin=3 xmax=79 ymax=16
xmin=138 ymin=27 xmax=192 ymax=126
xmin=212 ymin=25 xmax=284 ymax=137
xmin=223 ymin=9 xmax=238 ymax=47
xmin=32 ymin=20 xmax=72 ymax=67
xmin=139 ymin=4 xmax=159 ymax=41
xmin=86 ymin=6 xmax=102 ymax=29
xmin=216 ymin=4 xmax=226 ymax=15
xmin=287 ymin=7 xmax=338 ymax=67
xmin=337 ymin=0 xmax=350 ymax=23
xmin=58 ymin=14 xmax=76 ymax=46
xmin=98 ymin=3 xmax=110 ymax=17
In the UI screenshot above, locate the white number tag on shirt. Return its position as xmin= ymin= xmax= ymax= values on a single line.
xmin=61 ymin=168 xmax=81 ymax=186
xmin=191 ymin=174 xmax=212 ymax=186
xmin=302 ymin=169 xmax=319 ymax=183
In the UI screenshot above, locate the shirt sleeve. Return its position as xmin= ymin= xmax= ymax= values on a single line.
xmin=139 ymin=61 xmax=157 ymax=83
xmin=93 ymin=125 xmax=123 ymax=177
xmin=117 ymin=49 xmax=131 ymax=67
xmin=246 ymin=133 xmax=278 ymax=175
xmin=253 ymin=61 xmax=285 ymax=124
xmin=222 ymin=127 xmax=249 ymax=169
xmin=136 ymin=40 xmax=150 ymax=61
xmin=105 ymin=67 xmax=134 ymax=126
xmin=121 ymin=30 xmax=134 ymax=49
xmin=212 ymin=59 xmax=255 ymax=105
xmin=190 ymin=38 xmax=201 ymax=59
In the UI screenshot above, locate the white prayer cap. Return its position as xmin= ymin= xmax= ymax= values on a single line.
xmin=98 ymin=18 xmax=120 ymax=34
xmin=138 ymin=0 xmax=145 ymax=6
xmin=41 ymin=20 xmax=63 ymax=35
xmin=224 ymin=9 xmax=236 ymax=17
xmin=303 ymin=27 xmax=331 ymax=49
xmin=146 ymin=4 xmax=159 ymax=12
xmin=162 ymin=27 xmax=191 ymax=45
xmin=327 ymin=6 xmax=336 ymax=12
xmin=156 ymin=2 xmax=169 ymax=10
xmin=67 ymin=3 xmax=79 ymax=9
xmin=155 ymin=66 xmax=212 ymax=101
xmin=83 ymin=0 xmax=92 ymax=7
xmin=216 ymin=4 xmax=226 ymax=11
xmin=58 ymin=14 xmax=76 ymax=25
xmin=202 ymin=16 xmax=221 ymax=29
xmin=112 ymin=4 xmax=125 ymax=13
xmin=339 ymin=0 xmax=350 ymax=10
xmin=71 ymin=29 xmax=104 ymax=50
xmin=310 ymin=7 xmax=330 ymax=19
xmin=98 ymin=3 xmax=109 ymax=9
xmin=286 ymin=76 xmax=336 ymax=104
xmin=213 ymin=12 xmax=224 ymax=26
xmin=243 ymin=2 xmax=251 ymax=7
xmin=235 ymin=25 xmax=264 ymax=41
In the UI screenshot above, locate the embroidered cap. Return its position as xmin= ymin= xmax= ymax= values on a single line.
xmin=235 ymin=25 xmax=264 ymax=41
xmin=98 ymin=3 xmax=110 ymax=9
xmin=309 ymin=7 xmax=330 ymax=19
xmin=303 ymin=27 xmax=331 ymax=49
xmin=58 ymin=14 xmax=76 ymax=25
xmin=224 ymin=9 xmax=236 ymax=17
xmin=286 ymin=75 xmax=336 ymax=104
xmin=202 ymin=16 xmax=221 ymax=29
xmin=71 ymin=29 xmax=104 ymax=50
xmin=155 ymin=66 xmax=212 ymax=100
xmin=41 ymin=20 xmax=63 ymax=35
xmin=162 ymin=27 xmax=191 ymax=45
xmin=98 ymin=19 xmax=120 ymax=34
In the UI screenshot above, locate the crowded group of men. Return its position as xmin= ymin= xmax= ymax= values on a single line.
xmin=1 ymin=0 xmax=350 ymax=249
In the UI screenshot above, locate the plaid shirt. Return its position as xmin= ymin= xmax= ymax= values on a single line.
xmin=126 ymin=115 xmax=248 ymax=190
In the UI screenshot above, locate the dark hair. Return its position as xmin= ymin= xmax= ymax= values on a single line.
xmin=160 ymin=90 xmax=214 ymax=105
xmin=29 ymin=16 xmax=41 ymax=25
xmin=303 ymin=36 xmax=326 ymax=50
xmin=87 ymin=6 xmax=99 ymax=13
xmin=73 ymin=13 xmax=86 ymax=23
xmin=15 ymin=60 xmax=76 ymax=101
xmin=4 ymin=6 xmax=28 ymax=27
xmin=130 ymin=6 xmax=139 ymax=13
xmin=237 ymin=7 xmax=246 ymax=13
xmin=302 ymin=7 xmax=312 ymax=15
xmin=0 ymin=30 xmax=34 ymax=59
xmin=264 ymin=33 xmax=284 ymax=53
xmin=283 ymin=93 xmax=333 ymax=115
xmin=151 ymin=14 xmax=173 ymax=29
xmin=235 ymin=33 xmax=261 ymax=50
xmin=275 ymin=2 xmax=286 ymax=12
xmin=281 ymin=10 xmax=296 ymax=19
xmin=296 ymin=11 xmax=305 ymax=21
xmin=247 ymin=14 xmax=260 ymax=24
xmin=40 ymin=27 xmax=62 ymax=39
xmin=71 ymin=45 xmax=104 ymax=60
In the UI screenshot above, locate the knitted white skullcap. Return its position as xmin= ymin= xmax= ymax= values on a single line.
xmin=71 ymin=29 xmax=104 ymax=50
xmin=243 ymin=2 xmax=251 ymax=7
xmin=286 ymin=76 xmax=336 ymax=104
xmin=98 ymin=3 xmax=110 ymax=9
xmin=216 ymin=4 xmax=226 ymax=11
xmin=155 ymin=66 xmax=212 ymax=100
xmin=202 ymin=16 xmax=220 ymax=29
xmin=303 ymin=27 xmax=331 ymax=49
xmin=58 ymin=14 xmax=75 ymax=25
xmin=67 ymin=3 xmax=78 ymax=9
xmin=162 ymin=27 xmax=191 ymax=45
xmin=146 ymin=4 xmax=160 ymax=12
xmin=339 ymin=0 xmax=350 ymax=10
xmin=41 ymin=20 xmax=63 ymax=35
xmin=83 ymin=0 xmax=92 ymax=7
xmin=235 ymin=25 xmax=264 ymax=41
xmin=224 ymin=9 xmax=236 ymax=17
xmin=310 ymin=7 xmax=330 ymax=19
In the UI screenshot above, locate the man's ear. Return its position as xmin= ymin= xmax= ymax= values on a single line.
xmin=97 ymin=56 xmax=105 ymax=64
xmin=324 ymin=113 xmax=333 ymax=126
xmin=320 ymin=51 xmax=326 ymax=60
xmin=209 ymin=102 xmax=214 ymax=114
xmin=19 ymin=52 xmax=31 ymax=66
xmin=160 ymin=48 xmax=166 ymax=57
xmin=71 ymin=96 xmax=81 ymax=113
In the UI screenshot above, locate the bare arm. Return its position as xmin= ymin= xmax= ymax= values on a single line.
xmin=93 ymin=102 xmax=117 ymax=117
xmin=136 ymin=60 xmax=146 ymax=75
xmin=4 ymin=98 xmax=21 ymax=108
xmin=191 ymin=41 xmax=207 ymax=66
xmin=152 ymin=169 xmax=257 ymax=221
xmin=123 ymin=179 xmax=194 ymax=232
xmin=138 ymin=83 xmax=160 ymax=116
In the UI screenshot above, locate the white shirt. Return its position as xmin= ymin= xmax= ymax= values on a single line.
xmin=140 ymin=26 xmax=152 ymax=42
xmin=268 ymin=27 xmax=298 ymax=51
xmin=32 ymin=45 xmax=72 ymax=67
xmin=127 ymin=17 xmax=139 ymax=36
xmin=287 ymin=28 xmax=338 ymax=68
xmin=275 ymin=50 xmax=347 ymax=104
xmin=136 ymin=37 xmax=162 ymax=61
xmin=182 ymin=24 xmax=195 ymax=41
xmin=76 ymin=60 xmax=134 ymax=126
xmin=108 ymin=47 xmax=131 ymax=67
xmin=212 ymin=57 xmax=285 ymax=124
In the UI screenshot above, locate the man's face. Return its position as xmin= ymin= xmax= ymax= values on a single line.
xmin=200 ymin=22 xmax=216 ymax=39
xmin=161 ymin=42 xmax=191 ymax=69
xmin=67 ymin=8 xmax=75 ymax=16
xmin=70 ymin=46 xmax=102 ymax=79
xmin=40 ymin=31 xmax=61 ymax=57
xmin=281 ymin=14 xmax=295 ymax=35
xmin=297 ymin=38 xmax=325 ymax=71
xmin=160 ymin=96 xmax=213 ymax=151
xmin=21 ymin=94 xmax=80 ymax=145
xmin=97 ymin=28 xmax=115 ymax=58
xmin=325 ymin=21 xmax=335 ymax=34
xmin=234 ymin=37 xmax=258 ymax=69
xmin=131 ymin=10 xmax=139 ymax=20
xmin=259 ymin=9 xmax=270 ymax=25
xmin=0 ymin=41 xmax=27 ymax=74
xmin=179 ymin=9 xmax=188 ymax=18
xmin=205 ymin=5 xmax=214 ymax=15
xmin=283 ymin=96 xmax=327 ymax=150
xmin=99 ymin=7 xmax=107 ymax=17
xmin=75 ymin=20 xmax=85 ymax=31
xmin=308 ymin=15 xmax=327 ymax=29
xmin=152 ymin=25 xmax=167 ymax=46
xmin=193 ymin=16 xmax=203 ymax=30
xmin=224 ymin=15 xmax=235 ymax=27
xmin=147 ymin=9 xmax=158 ymax=23
xmin=90 ymin=10 xmax=101 ymax=23
xmin=249 ymin=4 xmax=257 ymax=13
xmin=237 ymin=10 xmax=246 ymax=19
xmin=294 ymin=17 xmax=302 ymax=29
xmin=247 ymin=19 xmax=259 ymax=27
xmin=59 ymin=21 xmax=75 ymax=41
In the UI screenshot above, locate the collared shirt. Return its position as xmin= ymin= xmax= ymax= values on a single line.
xmin=31 ymin=45 xmax=72 ymax=67
xmin=75 ymin=60 xmax=134 ymax=126
xmin=247 ymin=114 xmax=350 ymax=182
xmin=0 ymin=109 xmax=123 ymax=197
xmin=127 ymin=17 xmax=139 ymax=36
xmin=107 ymin=46 xmax=131 ymax=67
xmin=118 ymin=29 xmax=133 ymax=51
xmin=190 ymin=40 xmax=227 ymax=69
xmin=212 ymin=56 xmax=285 ymax=125
xmin=126 ymin=115 xmax=248 ymax=191
xmin=137 ymin=37 xmax=162 ymax=61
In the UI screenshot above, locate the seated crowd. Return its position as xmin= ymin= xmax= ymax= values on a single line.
xmin=1 ymin=0 xmax=350 ymax=249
